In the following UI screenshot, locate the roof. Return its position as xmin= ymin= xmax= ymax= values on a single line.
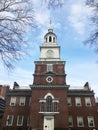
xmin=7 ymin=89 xmax=32 ymax=96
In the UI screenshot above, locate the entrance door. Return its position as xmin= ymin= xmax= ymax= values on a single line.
xmin=44 ymin=116 xmax=54 ymax=130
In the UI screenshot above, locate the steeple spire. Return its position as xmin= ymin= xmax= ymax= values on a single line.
xmin=48 ymin=17 xmax=53 ymax=32
xmin=49 ymin=17 xmax=52 ymax=28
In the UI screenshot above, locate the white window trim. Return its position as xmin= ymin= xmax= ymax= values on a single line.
xmin=17 ymin=115 xmax=24 ymax=126
xmin=75 ymin=97 xmax=81 ymax=107
xmin=47 ymin=64 xmax=53 ymax=72
xmin=10 ymin=97 xmax=16 ymax=106
xmin=77 ymin=116 xmax=84 ymax=127
xmin=6 ymin=115 xmax=14 ymax=126
xmin=19 ymin=97 xmax=26 ymax=106
xmin=88 ymin=116 xmax=95 ymax=127
xmin=67 ymin=97 xmax=72 ymax=106
xmin=68 ymin=116 xmax=73 ymax=127
xmin=85 ymin=97 xmax=91 ymax=107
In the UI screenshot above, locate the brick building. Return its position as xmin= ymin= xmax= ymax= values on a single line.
xmin=0 ymin=85 xmax=9 ymax=129
xmin=1 ymin=26 xmax=98 ymax=130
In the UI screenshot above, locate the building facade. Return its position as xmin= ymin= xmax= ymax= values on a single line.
xmin=1 ymin=26 xmax=98 ymax=130
xmin=0 ymin=85 xmax=9 ymax=129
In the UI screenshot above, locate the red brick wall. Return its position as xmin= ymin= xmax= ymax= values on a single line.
xmin=30 ymin=88 xmax=68 ymax=130
xmin=68 ymin=95 xmax=98 ymax=129
xmin=33 ymin=63 xmax=66 ymax=85
xmin=1 ymin=96 xmax=30 ymax=129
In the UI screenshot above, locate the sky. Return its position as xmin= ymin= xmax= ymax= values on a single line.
xmin=0 ymin=0 xmax=98 ymax=97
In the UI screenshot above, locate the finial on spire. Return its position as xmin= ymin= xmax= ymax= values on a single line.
xmin=48 ymin=17 xmax=53 ymax=32
xmin=50 ymin=17 xmax=52 ymax=28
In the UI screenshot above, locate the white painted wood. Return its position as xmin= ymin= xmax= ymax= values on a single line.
xmin=43 ymin=116 xmax=54 ymax=130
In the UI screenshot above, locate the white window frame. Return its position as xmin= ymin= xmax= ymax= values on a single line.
xmin=85 ymin=97 xmax=91 ymax=107
xmin=67 ymin=97 xmax=72 ymax=106
xmin=47 ymin=64 xmax=53 ymax=72
xmin=88 ymin=116 xmax=95 ymax=127
xmin=19 ymin=97 xmax=26 ymax=106
xmin=77 ymin=116 xmax=84 ymax=127
xmin=6 ymin=115 xmax=14 ymax=126
xmin=17 ymin=115 xmax=24 ymax=126
xmin=75 ymin=97 xmax=81 ymax=107
xmin=10 ymin=97 xmax=16 ymax=106
xmin=68 ymin=116 xmax=73 ymax=127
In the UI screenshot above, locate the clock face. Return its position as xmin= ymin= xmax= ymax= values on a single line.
xmin=46 ymin=76 xmax=53 ymax=83
xmin=46 ymin=50 xmax=54 ymax=58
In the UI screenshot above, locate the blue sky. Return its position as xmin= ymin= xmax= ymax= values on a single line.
xmin=0 ymin=0 xmax=98 ymax=97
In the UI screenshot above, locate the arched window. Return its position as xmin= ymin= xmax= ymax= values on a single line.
xmin=49 ymin=36 xmax=52 ymax=42
xmin=46 ymin=37 xmax=47 ymax=42
xmin=46 ymin=96 xmax=52 ymax=112
xmin=53 ymin=37 xmax=55 ymax=42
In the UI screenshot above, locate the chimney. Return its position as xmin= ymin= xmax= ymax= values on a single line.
xmin=0 ymin=85 xmax=9 ymax=99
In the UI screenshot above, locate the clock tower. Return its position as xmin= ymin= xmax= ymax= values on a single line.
xmin=30 ymin=25 xmax=69 ymax=130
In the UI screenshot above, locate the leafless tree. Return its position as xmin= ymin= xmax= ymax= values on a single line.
xmin=85 ymin=0 xmax=98 ymax=51
xmin=0 ymin=0 xmax=65 ymax=69
xmin=0 ymin=0 xmax=35 ymax=69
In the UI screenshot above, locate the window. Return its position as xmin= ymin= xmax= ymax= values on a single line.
xmin=46 ymin=37 xmax=47 ymax=42
xmin=39 ymin=93 xmax=59 ymax=113
xmin=75 ymin=97 xmax=81 ymax=106
xmin=19 ymin=97 xmax=25 ymax=106
xmin=17 ymin=115 xmax=24 ymax=126
xmin=40 ymin=102 xmax=44 ymax=112
xmin=68 ymin=116 xmax=73 ymax=127
xmin=6 ymin=115 xmax=14 ymax=126
xmin=53 ymin=37 xmax=55 ymax=42
xmin=88 ymin=116 xmax=95 ymax=127
xmin=10 ymin=97 xmax=16 ymax=106
xmin=77 ymin=116 xmax=84 ymax=127
xmin=85 ymin=97 xmax=91 ymax=106
xmin=46 ymin=96 xmax=52 ymax=112
xmin=67 ymin=97 xmax=72 ymax=106
xmin=47 ymin=64 xmax=53 ymax=72
xmin=54 ymin=102 xmax=58 ymax=112
xmin=49 ymin=36 xmax=52 ymax=42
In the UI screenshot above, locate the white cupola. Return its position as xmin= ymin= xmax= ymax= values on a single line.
xmin=44 ymin=28 xmax=57 ymax=44
xmin=40 ymin=24 xmax=60 ymax=61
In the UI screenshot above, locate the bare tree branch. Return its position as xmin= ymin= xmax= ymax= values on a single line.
xmin=0 ymin=0 xmax=36 ymax=69
xmin=85 ymin=0 xmax=98 ymax=51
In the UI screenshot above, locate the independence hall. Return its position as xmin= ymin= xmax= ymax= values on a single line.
xmin=1 ymin=26 xmax=98 ymax=130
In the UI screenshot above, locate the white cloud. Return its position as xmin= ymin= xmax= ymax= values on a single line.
xmin=66 ymin=61 xmax=98 ymax=97
xmin=0 ymin=65 xmax=33 ymax=89
xmin=68 ymin=2 xmax=93 ymax=34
